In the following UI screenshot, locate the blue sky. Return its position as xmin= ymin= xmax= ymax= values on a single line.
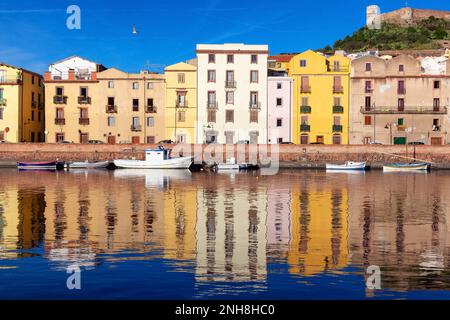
xmin=0 ymin=0 xmax=448 ymax=74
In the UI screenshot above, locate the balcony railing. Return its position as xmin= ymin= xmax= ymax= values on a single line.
xmin=106 ymin=105 xmax=118 ymax=113
xmin=300 ymin=105 xmax=311 ymax=113
xmin=0 ymin=98 xmax=7 ymax=106
xmin=398 ymin=88 xmax=406 ymax=94
xmin=131 ymin=124 xmax=142 ymax=132
xmin=54 ymin=95 xmax=68 ymax=104
xmin=78 ymin=96 xmax=91 ymax=104
xmin=333 ymin=85 xmax=344 ymax=94
xmin=300 ymin=124 xmax=310 ymax=132
xmin=333 ymin=125 xmax=343 ymax=132
xmin=249 ymin=101 xmax=261 ymax=109
xmin=225 ymin=80 xmax=236 ymax=89
xmin=55 ymin=118 xmax=65 ymax=125
xmin=176 ymin=100 xmax=188 ymax=108
xmin=300 ymin=86 xmax=311 ymax=93
xmin=333 ymin=105 xmax=344 ymax=113
xmin=79 ymin=118 xmax=90 ymax=125
xmin=0 ymin=76 xmax=22 ymax=85
xmin=207 ymin=101 xmax=218 ymax=109
xmin=365 ymin=87 xmax=373 ymax=93
xmin=145 ymin=106 xmax=157 ymax=113
xmin=360 ymin=106 xmax=447 ymax=114
xmin=38 ymin=102 xmax=44 ymax=110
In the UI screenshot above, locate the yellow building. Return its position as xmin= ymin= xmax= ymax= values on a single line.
xmin=0 ymin=63 xmax=44 ymax=142
xmin=289 ymin=50 xmax=350 ymax=144
xmin=164 ymin=61 xmax=197 ymax=143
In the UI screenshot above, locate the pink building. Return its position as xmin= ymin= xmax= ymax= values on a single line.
xmin=267 ymin=76 xmax=293 ymax=144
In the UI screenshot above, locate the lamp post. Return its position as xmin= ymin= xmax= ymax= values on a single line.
xmin=384 ymin=123 xmax=396 ymax=145
xmin=203 ymin=124 xmax=213 ymax=144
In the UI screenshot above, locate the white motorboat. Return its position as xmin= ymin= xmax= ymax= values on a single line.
xmin=66 ymin=160 xmax=110 ymax=169
xmin=215 ymin=157 xmax=256 ymax=171
xmin=114 ymin=147 xmax=193 ymax=169
xmin=326 ymin=161 xmax=367 ymax=171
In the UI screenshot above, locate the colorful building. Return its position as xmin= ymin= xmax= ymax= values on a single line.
xmin=289 ymin=50 xmax=351 ymax=144
xmin=164 ymin=61 xmax=197 ymax=143
xmin=0 ymin=63 xmax=44 ymax=142
xmin=267 ymin=75 xmax=293 ymax=144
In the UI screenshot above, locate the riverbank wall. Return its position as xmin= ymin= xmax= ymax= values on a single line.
xmin=0 ymin=143 xmax=449 ymax=169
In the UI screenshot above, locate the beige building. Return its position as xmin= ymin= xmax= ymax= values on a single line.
xmin=350 ymin=54 xmax=450 ymax=145
xmin=44 ymin=56 xmax=165 ymax=144
xmin=0 ymin=63 xmax=44 ymax=142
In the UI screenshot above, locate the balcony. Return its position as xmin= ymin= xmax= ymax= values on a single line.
xmin=300 ymin=124 xmax=310 ymax=132
xmin=31 ymin=101 xmax=37 ymax=108
xmin=333 ymin=105 xmax=344 ymax=113
xmin=207 ymin=101 xmax=218 ymax=109
xmin=106 ymin=105 xmax=118 ymax=113
xmin=360 ymin=106 xmax=447 ymax=114
xmin=38 ymin=101 xmax=44 ymax=110
xmin=78 ymin=96 xmax=91 ymax=104
xmin=54 ymin=95 xmax=68 ymax=104
xmin=365 ymin=87 xmax=373 ymax=93
xmin=145 ymin=106 xmax=157 ymax=113
xmin=0 ymin=98 xmax=7 ymax=106
xmin=79 ymin=118 xmax=90 ymax=125
xmin=225 ymin=80 xmax=236 ymax=89
xmin=0 ymin=76 xmax=22 ymax=85
xmin=55 ymin=118 xmax=65 ymax=125
xmin=333 ymin=85 xmax=344 ymax=94
xmin=300 ymin=86 xmax=311 ymax=93
xmin=249 ymin=101 xmax=261 ymax=109
xmin=333 ymin=125 xmax=343 ymax=132
xmin=300 ymin=105 xmax=311 ymax=113
xmin=131 ymin=124 xmax=142 ymax=132
xmin=176 ymin=100 xmax=188 ymax=108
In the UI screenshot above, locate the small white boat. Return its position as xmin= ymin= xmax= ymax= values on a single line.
xmin=215 ymin=157 xmax=256 ymax=171
xmin=114 ymin=147 xmax=193 ymax=169
xmin=326 ymin=161 xmax=366 ymax=171
xmin=383 ymin=162 xmax=429 ymax=172
xmin=66 ymin=160 xmax=110 ymax=169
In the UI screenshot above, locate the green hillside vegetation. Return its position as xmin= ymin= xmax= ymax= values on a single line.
xmin=320 ymin=16 xmax=450 ymax=53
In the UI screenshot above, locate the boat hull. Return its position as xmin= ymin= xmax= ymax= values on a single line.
xmin=326 ymin=162 xmax=366 ymax=171
xmin=66 ymin=161 xmax=110 ymax=169
xmin=17 ymin=161 xmax=62 ymax=171
xmin=383 ymin=163 xmax=429 ymax=172
xmin=113 ymin=156 xmax=193 ymax=169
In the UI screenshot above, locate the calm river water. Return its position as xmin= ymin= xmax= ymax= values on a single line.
xmin=0 ymin=169 xmax=449 ymax=299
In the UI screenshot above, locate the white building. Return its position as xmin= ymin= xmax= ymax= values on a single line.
xmin=48 ymin=56 xmax=105 ymax=80
xmin=196 ymin=43 xmax=269 ymax=144
xmin=267 ymin=76 xmax=293 ymax=144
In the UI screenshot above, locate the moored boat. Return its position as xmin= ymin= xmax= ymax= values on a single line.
xmin=326 ymin=161 xmax=366 ymax=171
xmin=383 ymin=162 xmax=429 ymax=172
xmin=114 ymin=147 xmax=193 ymax=169
xmin=17 ymin=161 xmax=64 ymax=171
xmin=214 ymin=157 xmax=259 ymax=171
xmin=66 ymin=160 xmax=110 ymax=169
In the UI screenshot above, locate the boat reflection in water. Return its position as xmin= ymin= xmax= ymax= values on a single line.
xmin=0 ymin=169 xmax=449 ymax=299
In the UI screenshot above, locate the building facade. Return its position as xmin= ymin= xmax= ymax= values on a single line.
xmin=164 ymin=61 xmax=197 ymax=143
xmin=44 ymin=56 xmax=165 ymax=144
xmin=196 ymin=43 xmax=268 ymax=144
xmin=349 ymin=54 xmax=449 ymax=145
xmin=289 ymin=50 xmax=351 ymax=145
xmin=0 ymin=63 xmax=44 ymax=142
xmin=267 ymin=76 xmax=293 ymax=144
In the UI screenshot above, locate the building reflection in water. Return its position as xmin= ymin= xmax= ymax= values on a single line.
xmin=0 ymin=169 xmax=449 ymax=295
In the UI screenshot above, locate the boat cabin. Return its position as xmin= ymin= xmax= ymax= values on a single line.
xmin=145 ymin=148 xmax=170 ymax=162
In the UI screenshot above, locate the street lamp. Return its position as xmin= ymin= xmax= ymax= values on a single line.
xmin=384 ymin=122 xmax=397 ymax=145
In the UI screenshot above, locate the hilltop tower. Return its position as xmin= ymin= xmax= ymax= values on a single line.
xmin=366 ymin=5 xmax=381 ymax=29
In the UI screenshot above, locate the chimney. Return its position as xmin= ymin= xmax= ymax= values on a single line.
xmin=44 ymin=72 xmax=51 ymax=81
xmin=68 ymin=69 xmax=75 ymax=81
xmin=91 ymin=72 xmax=97 ymax=80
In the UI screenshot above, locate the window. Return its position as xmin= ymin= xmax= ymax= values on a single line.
xmin=108 ymin=97 xmax=115 ymax=106
xmin=147 ymin=136 xmax=155 ymax=144
xmin=132 ymin=99 xmax=139 ymax=111
xmin=250 ymin=70 xmax=259 ymax=83
xmin=365 ymin=96 xmax=371 ymax=110
xmin=108 ymin=116 xmax=115 ymax=126
xmin=178 ymin=111 xmax=186 ymax=122
xmin=226 ymin=70 xmax=235 ymax=87
xmin=80 ymin=87 xmax=88 ymax=97
xmin=300 ymin=135 xmax=309 ymax=144
xmin=32 ymin=76 xmax=35 ymax=85
xmin=227 ymin=55 xmax=234 ymax=63
xmin=108 ymin=81 xmax=114 ymax=88
xmin=277 ymin=118 xmax=282 ymax=127
xmin=132 ymin=117 xmax=140 ymax=128
xmin=365 ymin=81 xmax=372 ymax=93
xmin=276 ymin=98 xmax=283 ymax=107
xmin=277 ymin=82 xmax=282 ymax=89
xmin=56 ymin=108 xmax=64 ymax=119
xmin=147 ymin=116 xmax=154 ymax=127
xmin=333 ymin=116 xmax=341 ymax=125
xmin=147 ymin=98 xmax=154 ymax=107
xmin=177 ymin=73 xmax=185 ymax=83
xmin=301 ymin=97 xmax=309 ymax=106
xmin=250 ymin=91 xmax=259 ymax=107
xmin=300 ymin=76 xmax=310 ymax=92
xmin=398 ymin=80 xmax=405 ymax=94
xmin=250 ymin=109 xmax=258 ymax=123
xmin=277 ymin=138 xmax=283 ymax=144
xmin=365 ymin=63 xmax=372 ymax=71
xmin=31 ymin=110 xmax=35 ymax=121
xmin=132 ymin=82 xmax=139 ymax=90
xmin=399 ymin=64 xmax=404 ymax=72
xmin=80 ymin=133 xmax=89 ymax=144
xmin=176 ymin=93 xmax=186 ymax=107
xmin=334 ymin=97 xmax=341 ymax=106
xmin=56 ymin=87 xmax=64 ymax=96
xmin=434 ymin=80 xmax=440 ymax=89
xmin=364 ymin=116 xmax=372 ymax=125
xmin=332 ymin=135 xmax=342 ymax=145
xmin=221 ymin=109 xmax=232 ymax=123
xmin=300 ymin=60 xmax=307 ymax=67
xmin=226 ymin=91 xmax=234 ymax=104
xmin=398 ymin=98 xmax=405 ymax=111
xmin=225 ymin=131 xmax=234 ymax=144
xmin=0 ymin=131 xmax=5 ymax=141
xmin=0 ymin=108 xmax=3 ymax=120
xmin=38 ymin=112 xmax=41 ymax=122
xmin=333 ymin=61 xmax=340 ymax=71
xmin=251 ymin=54 xmax=258 ymax=64
xmin=398 ymin=118 xmax=404 ymax=126
xmin=433 ymin=98 xmax=440 ymax=111
xmin=333 ymin=76 xmax=342 ymax=93
xmin=207 ymin=109 xmax=216 ymax=123
xmin=207 ymin=70 xmax=216 ymax=82
xmin=207 ymin=91 xmax=216 ymax=107
xmin=208 ymin=54 xmax=215 ymax=63
xmin=301 ymin=116 xmax=308 ymax=124
xmin=56 ymin=133 xmax=65 ymax=143
xmin=147 ymin=82 xmax=153 ymax=90
xmin=38 ymin=78 xmax=42 ymax=87
xmin=80 ymin=108 xmax=88 ymax=119
xmin=249 ymin=131 xmax=259 ymax=144
xmin=0 ymin=88 xmax=3 ymax=100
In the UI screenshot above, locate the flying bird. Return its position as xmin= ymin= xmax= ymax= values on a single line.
xmin=132 ymin=24 xmax=138 ymax=35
